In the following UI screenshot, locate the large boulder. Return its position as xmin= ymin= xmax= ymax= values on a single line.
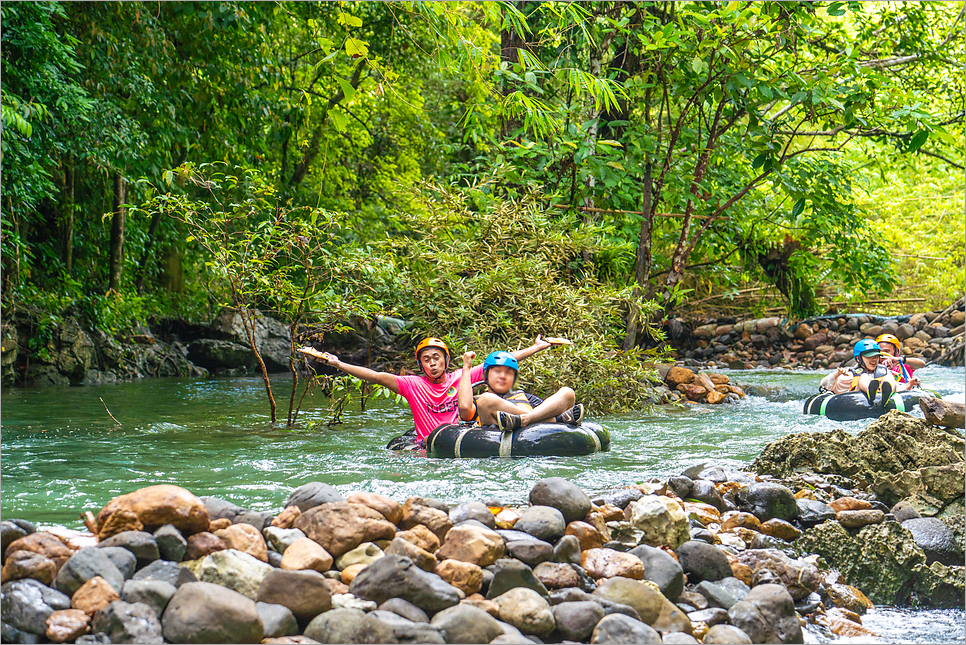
xmin=900 ymin=517 xmax=963 ymax=566
xmin=735 ymin=484 xmax=798 ymax=523
xmin=285 ymin=482 xmax=346 ymax=513
xmin=1 ymin=578 xmax=71 ymax=636
xmin=95 ymin=485 xmax=209 ymax=538
xmin=348 ymin=554 xmax=461 ymax=613
xmin=727 ymin=584 xmax=803 ymax=644
xmin=629 ymin=496 xmax=690 ymax=550
xmin=293 ymin=502 xmax=396 ymax=558
xmin=92 ymin=601 xmax=164 ymax=644
xmin=4 ymin=532 xmax=75 ymax=575
xmin=529 ymin=478 xmax=592 ymax=524
xmin=513 ymin=506 xmax=567 ymax=542
xmin=1 ymin=550 xmax=57 ymax=586
xmin=161 ymin=581 xmax=263 ymax=643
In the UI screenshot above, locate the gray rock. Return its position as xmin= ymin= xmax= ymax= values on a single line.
xmin=100 ymin=546 xmax=137 ymax=580
xmin=795 ymin=498 xmax=836 ymax=527
xmin=663 ymin=632 xmax=701 ymax=644
xmin=304 ymin=607 xmax=398 ymax=644
xmin=736 ymin=483 xmax=798 ymax=522
xmin=1 ymin=522 xmax=29 ymax=557
xmin=132 ymin=559 xmax=197 ymax=588
xmin=496 ymin=529 xmax=536 ymax=543
xmin=256 ymin=568 xmax=332 ymax=625
xmin=121 ymin=579 xmax=177 ymax=617
xmin=901 ymin=518 xmax=962 ymax=566
xmin=377 ymin=598 xmax=429 ymax=623
xmin=97 ymin=531 xmax=160 ymax=569
xmin=1 ymin=578 xmax=71 ymax=635
xmin=153 ymin=525 xmax=187 ymax=563
xmin=667 ymin=476 xmax=694 ymax=500
xmin=161 ymin=581 xmax=263 ymax=644
xmin=628 ymin=544 xmax=685 ymax=600
xmin=91 ymin=601 xmax=163 ymax=644
xmin=690 ymin=479 xmax=727 ymax=512
xmin=2 ymin=621 xmax=43 ymax=644
xmin=506 ymin=539 xmax=553 ymax=567
xmin=199 ymin=496 xmax=274 ymax=529
xmin=255 ymin=602 xmax=298 ymax=638
xmin=75 ymin=634 xmax=111 ymax=645
xmin=552 ymin=600 xmax=605 ymax=642
xmin=262 ymin=526 xmax=305 ymax=554
xmin=348 ymin=554 xmax=460 ymax=613
xmin=549 ymin=587 xmax=594 ymax=605
xmin=553 ymin=535 xmax=581 ymax=565
xmin=688 ymin=607 xmax=729 ymax=626
xmin=267 ymin=550 xmax=282 ymax=568
xmin=486 ymin=558 xmax=549 ymax=599
xmin=593 ymin=597 xmax=642 ymax=621
xmin=514 ymin=506 xmax=567 ymax=542
xmin=373 ymin=611 xmax=446 ymax=644
xmin=703 ymin=624 xmax=754 ymax=644
xmin=590 ymin=613 xmax=661 ymax=644
xmin=694 ymin=577 xmax=751 ymax=610
xmin=727 ymin=583 xmax=803 ymax=644
xmin=529 ymin=478 xmax=592 ymax=524
xmin=449 ymin=502 xmax=497 ymax=529
xmin=431 ymin=603 xmax=504 ymax=643
xmin=676 ymin=540 xmax=733 ymax=583
xmin=593 ymin=488 xmax=644 ymax=510
xmin=681 ymin=464 xmax=754 ymax=484
xmin=55 ymin=547 xmax=125 ymax=596
xmin=285 ymin=482 xmax=347 ymax=513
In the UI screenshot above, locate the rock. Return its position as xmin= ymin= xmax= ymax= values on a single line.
xmin=702 ymin=624 xmax=754 ymax=644
xmin=55 ymin=548 xmax=124 ymax=597
xmin=688 ymin=607 xmax=729 ymax=626
xmin=665 ymin=366 xmax=695 ymax=388
xmin=727 ymin=584 xmax=803 ymax=644
xmin=184 ymin=531 xmax=227 ymax=561
xmin=533 ymin=562 xmax=580 ymax=589
xmin=566 ymin=521 xmax=606 ymax=551
xmin=395 ymin=525 xmax=441 ymax=554
xmin=593 ymin=488 xmax=644 ymax=510
xmin=690 ymin=480 xmax=727 ymax=512
xmin=385 ymin=537 xmax=437 ymax=572
xmin=759 ymin=519 xmax=801 ymax=542
xmin=95 ymin=485 xmax=209 ymax=538
xmin=161 ymin=581 xmax=263 ymax=643
xmin=263 ymin=527 xmax=306 ymax=555
xmin=511 ymin=506 xmax=566 ymax=542
xmin=901 ymin=517 xmax=962 ymax=565
xmin=449 ymin=502 xmax=497 ymax=529
xmin=553 ymin=535 xmax=581 ymax=565
xmin=493 ymin=586 xmax=555 ymax=636
xmin=431 ymin=603 xmax=504 ymax=643
xmin=592 ymin=577 xmax=664 ymax=624
xmin=131 ymin=559 xmax=197 ymax=588
xmin=152 ymin=525 xmax=187 ymax=563
xmin=1 ymin=551 xmax=56 ymax=586
xmin=590 ymin=613 xmax=661 ymax=644
xmin=911 ymin=561 xmax=966 ymax=608
xmin=285 ymin=482 xmax=347 ymax=512
xmin=335 ymin=542 xmax=384 ymax=570
xmin=434 ymin=559 xmax=483 ymax=596
xmin=581 ymin=548 xmax=645 ymax=580
xmin=71 ymin=576 xmax=120 ymax=615
xmin=837 ymin=509 xmax=885 ymax=529
xmin=736 ymin=483 xmax=798 ymax=522
xmin=505 ymin=539 xmax=553 ymax=567
xmin=256 ymin=602 xmax=299 ymax=638
xmin=373 ymin=612 xmax=445 ymax=644
xmin=45 ymin=608 xmax=90 ymax=644
xmin=340 ymin=563 xmax=366 ymax=584
xmin=435 ymin=523 xmax=505 ymax=567
xmin=346 ymin=492 xmax=404 ymax=525
xmin=693 ymin=577 xmax=750 ymax=610
xmin=892 ymin=501 xmax=923 ymax=523
xmin=213 ymin=523 xmax=269 ymax=563
xmin=348 ymin=554 xmax=460 ymax=613
xmin=676 ymin=540 xmax=733 ymax=583
xmin=4 ymin=532 xmax=75 ymax=576
xmin=650 ymin=593 xmax=692 ymax=634
xmin=195 ymin=548 xmax=274 ymax=599
xmin=280 ymin=537 xmax=334 ymax=572
xmin=379 ymin=598 xmax=429 ymax=623
xmin=486 ymin=558 xmax=549 ymax=599
xmin=256 ymin=569 xmax=332 ymax=625
xmin=735 ymin=549 xmax=819 ymax=600
xmin=187 ymin=339 xmax=258 ymax=373
xmin=1 ymin=578 xmax=72 ymax=635
xmin=399 ymin=502 xmax=452 ymax=543
xmin=120 ymin=579 xmax=177 ymax=617
xmin=97 ymin=531 xmax=160 ymax=569
xmin=795 ymin=499 xmax=836 ymax=528
xmin=271 ymin=506 xmax=302 ymax=530
xmin=529 ymin=478 xmax=592 ymax=524
xmin=629 ymin=496 xmax=690 ymax=550
xmin=828 ymin=496 xmax=872 ymax=512
xmin=628 ymin=544 xmax=685 ymax=601
xmin=90 ymin=601 xmax=162 ymax=644
xmin=303 ymin=607 xmax=397 ymax=644
xmin=553 ymin=600 xmax=605 ymax=642
xmin=294 ymin=502 xmax=396 ymax=558
xmin=1 ymin=521 xmax=30 ymax=556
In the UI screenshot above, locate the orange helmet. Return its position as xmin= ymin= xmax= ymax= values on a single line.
xmin=415 ymin=338 xmax=450 ymax=369
xmin=876 ymin=333 xmax=901 ymax=355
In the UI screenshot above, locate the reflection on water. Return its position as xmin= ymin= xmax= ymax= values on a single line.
xmin=2 ymin=365 xmax=963 ymax=643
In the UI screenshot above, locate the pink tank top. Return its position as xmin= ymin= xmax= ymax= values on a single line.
xmin=395 ymin=365 xmax=484 ymax=441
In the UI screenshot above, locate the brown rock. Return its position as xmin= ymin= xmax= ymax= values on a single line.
xmin=399 ymin=502 xmax=452 ymax=543
xmin=595 ymin=503 xmax=625 ymax=523
xmin=685 ymin=385 xmax=708 ymax=401
xmin=435 ymin=559 xmax=483 ymax=595
xmin=1 ymin=550 xmax=57 ymax=585
xmin=828 ymin=497 xmax=873 ymax=513
xmin=803 ymin=332 xmax=828 ymax=351
xmin=323 ymin=578 xmax=349 ymax=596
xmin=71 ymin=576 xmax=120 ymax=615
xmin=733 ymin=527 xmax=760 ymax=546
xmin=827 ymin=607 xmax=863 ymax=624
xmin=825 ymin=579 xmax=874 ymax=615
xmin=271 ymin=505 xmax=302 ymax=529
xmin=384 ymin=537 xmax=437 ymax=572
xmin=583 ymin=512 xmax=612 ymax=543
xmin=760 ymin=519 xmax=801 ymax=542
xmin=280 ymin=537 xmax=334 ymax=572
xmin=705 ymin=390 xmax=726 ymax=404
xmin=707 ymin=373 xmax=730 ymax=385
xmin=682 ymin=502 xmax=721 ymax=527
xmin=184 ymin=532 xmax=227 ymax=561
xmin=45 ymin=527 xmax=97 ymax=552
xmin=293 ymin=502 xmax=396 ymax=558
xmin=720 ymin=512 xmax=761 ymax=532
xmin=436 ymin=523 xmax=505 ymax=567
xmin=581 ymin=548 xmax=645 ymax=580
xmin=818 ymin=613 xmax=880 ymax=639
xmin=208 ymin=518 xmax=232 ymax=531
xmin=395 ymin=525 xmax=441 ymax=553
xmin=715 ymin=482 xmax=743 ymax=497
xmin=214 ymin=523 xmax=268 ymax=562
xmin=532 ymin=562 xmax=580 ymax=589
xmin=724 ymin=552 xmax=753 ymax=587
xmin=346 ymin=492 xmax=403 ymax=525
xmin=95 ymin=484 xmax=209 ymax=536
xmin=665 ymin=366 xmax=696 ymax=388
xmin=340 ymin=563 xmax=366 ymax=584
xmin=565 ymin=521 xmax=604 ymax=551
xmin=4 ymin=532 xmax=74 ymax=575
xmin=794 ymin=323 xmax=813 ymax=340
xmin=262 ymin=637 xmax=323 ymax=645
xmin=45 ymin=609 xmax=90 ymax=643
xmin=95 ymin=508 xmax=144 ymax=540
xmin=462 ymin=594 xmax=501 ymax=617
xmin=836 ymin=510 xmax=884 ymax=529
xmin=736 ymin=550 xmax=820 ymax=600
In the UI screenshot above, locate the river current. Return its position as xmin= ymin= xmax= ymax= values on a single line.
xmin=2 ymin=365 xmax=964 ymax=643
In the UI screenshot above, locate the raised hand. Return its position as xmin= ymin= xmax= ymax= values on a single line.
xmin=462 ymin=351 xmax=476 ymax=368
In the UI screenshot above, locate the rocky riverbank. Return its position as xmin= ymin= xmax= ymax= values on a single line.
xmin=2 ymin=411 xmax=962 ymax=644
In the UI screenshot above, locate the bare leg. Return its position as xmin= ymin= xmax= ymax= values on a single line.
xmin=476 ymin=388 xmax=575 ymax=428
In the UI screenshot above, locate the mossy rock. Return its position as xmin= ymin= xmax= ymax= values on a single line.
xmin=911 ymin=562 xmax=965 ymax=608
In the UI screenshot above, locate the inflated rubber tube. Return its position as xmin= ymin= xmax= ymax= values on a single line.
xmin=803 ymin=389 xmax=924 ymax=422
xmin=424 ymin=421 xmax=610 ymax=458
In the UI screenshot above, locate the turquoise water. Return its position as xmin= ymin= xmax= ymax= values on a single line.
xmin=2 ymin=365 xmax=963 ymax=642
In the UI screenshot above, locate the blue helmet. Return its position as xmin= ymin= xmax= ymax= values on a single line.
xmin=483 ymin=351 xmax=518 ymax=375
xmin=853 ymin=339 xmax=882 ymax=360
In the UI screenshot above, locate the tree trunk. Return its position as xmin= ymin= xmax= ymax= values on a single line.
xmin=134 ymin=208 xmax=165 ymax=293
xmin=622 ymin=164 xmax=654 ymax=351
xmin=108 ymin=172 xmax=127 ymax=292
xmin=240 ymin=307 xmax=278 ymax=423
xmin=61 ymin=162 xmax=74 ymax=275
xmin=919 ymin=397 xmax=965 ymax=429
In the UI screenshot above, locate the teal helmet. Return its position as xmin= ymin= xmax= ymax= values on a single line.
xmin=483 ymin=351 xmax=518 ymax=382
xmin=853 ymin=339 xmax=882 ymax=360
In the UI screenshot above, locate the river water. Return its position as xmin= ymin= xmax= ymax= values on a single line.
xmin=2 ymin=365 xmax=964 ymax=643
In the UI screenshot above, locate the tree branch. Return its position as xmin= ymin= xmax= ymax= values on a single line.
xmin=918 ymin=149 xmax=965 ymax=170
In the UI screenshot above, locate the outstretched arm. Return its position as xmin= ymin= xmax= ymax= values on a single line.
xmin=511 ymin=335 xmax=553 ymax=362
xmin=457 ymin=351 xmax=477 ymax=422
xmin=297 ymin=347 xmax=400 ymax=394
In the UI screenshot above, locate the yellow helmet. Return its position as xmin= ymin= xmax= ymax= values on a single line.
xmin=415 ymin=338 xmax=450 ymax=369
xmin=876 ymin=333 xmax=901 ymax=355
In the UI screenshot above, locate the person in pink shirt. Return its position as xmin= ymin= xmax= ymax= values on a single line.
xmin=298 ymin=336 xmax=552 ymax=443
